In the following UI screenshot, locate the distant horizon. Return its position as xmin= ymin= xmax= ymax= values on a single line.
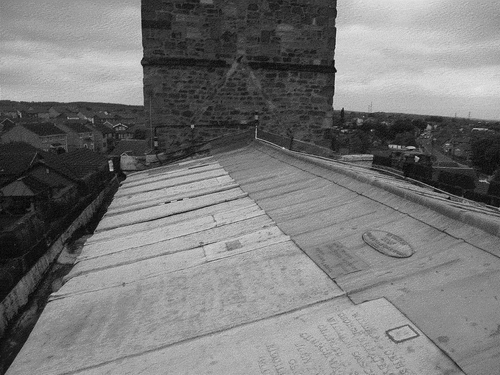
xmin=0 ymin=99 xmax=143 ymax=107
xmin=2 ymin=98 xmax=498 ymax=123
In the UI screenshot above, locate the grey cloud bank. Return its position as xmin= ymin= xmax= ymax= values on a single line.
xmin=1 ymin=0 xmax=143 ymax=105
xmin=1 ymin=0 xmax=498 ymax=120
xmin=335 ymin=0 xmax=500 ymax=120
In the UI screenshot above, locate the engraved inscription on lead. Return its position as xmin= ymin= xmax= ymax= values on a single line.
xmin=255 ymin=308 xmax=418 ymax=375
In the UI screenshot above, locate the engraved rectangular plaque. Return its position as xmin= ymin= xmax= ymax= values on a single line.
xmin=306 ymin=241 xmax=369 ymax=279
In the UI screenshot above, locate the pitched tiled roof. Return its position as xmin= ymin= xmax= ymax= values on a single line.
xmin=0 ymin=144 xmax=78 ymax=183
xmin=0 ymin=143 xmax=42 ymax=185
xmin=50 ymin=106 xmax=66 ymax=113
xmin=92 ymin=123 xmax=115 ymax=134
xmin=0 ymin=118 xmax=16 ymax=128
xmin=39 ymin=154 xmax=79 ymax=181
xmin=0 ymin=140 xmax=109 ymax=185
xmin=0 ymin=153 xmax=39 ymax=184
xmin=21 ymin=122 xmax=67 ymax=136
xmin=78 ymin=109 xmax=95 ymax=118
xmin=25 ymin=106 xmax=50 ymax=114
xmin=0 ymin=142 xmax=39 ymax=154
xmin=1 ymin=175 xmax=51 ymax=196
xmin=109 ymin=139 xmax=149 ymax=156
xmin=55 ymin=148 xmax=108 ymax=178
xmin=95 ymin=112 xmax=118 ymax=120
xmin=63 ymin=122 xmax=93 ymax=133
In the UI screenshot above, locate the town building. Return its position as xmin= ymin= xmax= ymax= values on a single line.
xmin=77 ymin=109 xmax=96 ymax=124
xmin=0 ymin=118 xmax=16 ymax=133
xmin=55 ymin=122 xmax=96 ymax=151
xmin=23 ymin=106 xmax=51 ymax=120
xmin=103 ymin=121 xmax=135 ymax=141
xmin=1 ymin=123 xmax=68 ymax=153
xmin=0 ymin=143 xmax=44 ymax=186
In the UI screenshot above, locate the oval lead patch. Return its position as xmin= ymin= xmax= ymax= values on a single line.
xmin=362 ymin=230 xmax=414 ymax=258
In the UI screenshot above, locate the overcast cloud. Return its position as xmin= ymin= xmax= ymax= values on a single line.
xmin=0 ymin=0 xmax=499 ymax=120
xmin=0 ymin=0 xmax=143 ymax=106
xmin=335 ymin=0 xmax=500 ymax=120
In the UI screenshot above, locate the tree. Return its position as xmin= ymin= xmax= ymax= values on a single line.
xmin=471 ymin=134 xmax=500 ymax=175
xmin=489 ymin=122 xmax=500 ymax=132
xmin=349 ymin=130 xmax=371 ymax=153
xmin=394 ymin=131 xmax=417 ymax=147
xmin=388 ymin=119 xmax=414 ymax=140
xmin=134 ymin=128 xmax=147 ymax=139
xmin=372 ymin=122 xmax=389 ymax=140
xmin=411 ymin=118 xmax=427 ymax=131
xmin=425 ymin=116 xmax=443 ymax=123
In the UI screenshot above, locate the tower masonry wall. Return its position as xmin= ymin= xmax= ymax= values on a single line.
xmin=142 ymin=0 xmax=337 ymax=147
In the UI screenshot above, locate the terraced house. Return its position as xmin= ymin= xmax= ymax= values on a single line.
xmin=1 ymin=122 xmax=68 ymax=153
xmin=55 ymin=122 xmax=96 ymax=151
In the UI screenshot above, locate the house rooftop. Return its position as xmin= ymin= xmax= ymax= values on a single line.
xmin=77 ymin=109 xmax=95 ymax=117
xmin=92 ymin=123 xmax=115 ymax=134
xmin=20 ymin=122 xmax=66 ymax=136
xmin=0 ymin=143 xmax=43 ymax=183
xmin=25 ymin=106 xmax=50 ymax=114
xmin=62 ymin=121 xmax=92 ymax=133
xmin=109 ymin=139 xmax=149 ymax=156
xmin=1 ymin=175 xmax=51 ymax=197
xmin=55 ymin=148 xmax=108 ymax=178
xmin=0 ymin=142 xmax=110 ymax=185
xmin=6 ymin=140 xmax=500 ymax=375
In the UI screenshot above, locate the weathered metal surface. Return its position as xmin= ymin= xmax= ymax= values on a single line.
xmin=394 ymin=271 xmax=500 ymax=375
xmin=58 ymin=228 xmax=290 ymax=299
xmin=68 ymin=214 xmax=275 ymax=280
xmin=216 ymin=143 xmax=500 ymax=374
xmin=8 ymin=143 xmax=500 ymax=375
xmin=121 ymin=160 xmax=218 ymax=187
xmin=74 ymin=299 xmax=463 ymax=375
xmin=115 ymin=168 xmax=229 ymax=197
xmin=362 ymin=230 xmax=415 ymax=258
xmin=7 ymin=244 xmax=344 ymax=375
xmin=87 ymin=197 xmax=260 ymax=243
xmin=108 ymin=175 xmax=237 ymax=214
xmin=306 ymin=241 xmax=369 ymax=279
xmin=202 ymin=226 xmax=290 ymax=261
xmin=95 ymin=187 xmax=248 ymax=232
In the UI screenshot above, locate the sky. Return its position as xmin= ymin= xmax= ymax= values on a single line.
xmin=335 ymin=0 xmax=500 ymax=120
xmin=1 ymin=0 xmax=499 ymax=120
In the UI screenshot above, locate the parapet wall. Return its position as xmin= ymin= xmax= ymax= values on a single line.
xmin=142 ymin=0 xmax=337 ymax=147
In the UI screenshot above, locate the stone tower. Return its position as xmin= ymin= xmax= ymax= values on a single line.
xmin=142 ymin=0 xmax=337 ymax=148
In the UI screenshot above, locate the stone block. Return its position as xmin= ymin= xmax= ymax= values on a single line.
xmin=142 ymin=0 xmax=337 ymax=145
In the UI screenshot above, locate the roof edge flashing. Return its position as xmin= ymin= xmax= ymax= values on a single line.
xmin=255 ymin=140 xmax=500 ymax=240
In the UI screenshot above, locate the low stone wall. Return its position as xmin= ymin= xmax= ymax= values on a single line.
xmin=0 ymin=177 xmax=119 ymax=338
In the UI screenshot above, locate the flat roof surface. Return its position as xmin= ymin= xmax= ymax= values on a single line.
xmin=7 ymin=141 xmax=500 ymax=374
